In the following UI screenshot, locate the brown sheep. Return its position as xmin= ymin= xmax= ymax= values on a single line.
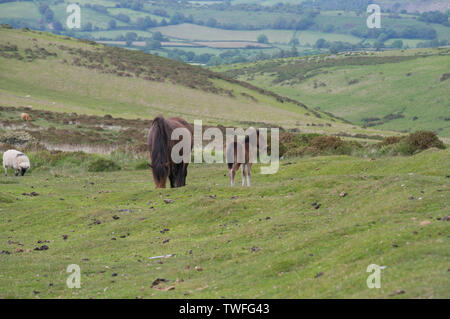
xmin=21 ymin=113 xmax=31 ymax=122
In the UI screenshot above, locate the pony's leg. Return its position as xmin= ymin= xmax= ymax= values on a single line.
xmin=229 ymin=168 xmax=234 ymax=186
xmin=169 ymin=164 xmax=178 ymax=188
xmin=247 ymin=163 xmax=252 ymax=187
xmin=4 ymin=166 xmax=7 ymax=176
xmin=241 ymin=164 xmax=246 ymax=186
xmin=182 ymin=162 xmax=188 ymax=186
xmin=230 ymin=163 xmax=240 ymax=187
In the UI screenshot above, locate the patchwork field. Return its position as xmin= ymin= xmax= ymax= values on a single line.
xmin=0 ymin=2 xmax=41 ymax=24
xmin=236 ymin=0 xmax=450 ymax=13
xmin=151 ymin=24 xmax=362 ymax=45
xmin=1 ymin=0 xmax=449 ymax=67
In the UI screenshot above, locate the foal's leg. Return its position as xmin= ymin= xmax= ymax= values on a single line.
xmin=4 ymin=166 xmax=7 ymax=177
xmin=241 ymin=164 xmax=246 ymax=186
xmin=230 ymin=163 xmax=240 ymax=187
xmin=247 ymin=163 xmax=252 ymax=187
xmin=229 ymin=167 xmax=233 ymax=186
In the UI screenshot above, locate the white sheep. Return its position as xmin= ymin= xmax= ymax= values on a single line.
xmin=3 ymin=149 xmax=31 ymax=176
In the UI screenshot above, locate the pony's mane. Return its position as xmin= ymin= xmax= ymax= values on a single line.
xmin=151 ymin=116 xmax=170 ymax=182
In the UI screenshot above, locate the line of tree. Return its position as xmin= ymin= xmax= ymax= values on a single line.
xmin=351 ymin=25 xmax=437 ymax=41
xmin=418 ymin=11 xmax=449 ymax=26
xmin=314 ymin=38 xmax=407 ymax=52
xmin=115 ymin=0 xmax=144 ymax=11
xmin=85 ymin=4 xmax=108 ymax=14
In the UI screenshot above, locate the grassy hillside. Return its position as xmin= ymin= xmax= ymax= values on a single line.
xmin=0 ymin=26 xmax=400 ymax=139
xmin=0 ymin=147 xmax=449 ymax=298
xmin=213 ymin=48 xmax=450 ymax=137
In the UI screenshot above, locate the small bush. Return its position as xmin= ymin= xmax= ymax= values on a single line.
xmin=375 ymin=131 xmax=445 ymax=156
xmin=279 ymin=133 xmax=320 ymax=156
xmin=87 ymin=158 xmax=121 ymax=172
xmin=310 ymin=136 xmax=344 ymax=151
xmin=310 ymin=136 xmax=360 ymax=155
xmin=279 ymin=133 xmax=361 ymax=157
xmin=29 ymin=150 xmax=91 ymax=169
xmin=398 ymin=131 xmax=445 ymax=155
xmin=378 ymin=136 xmax=403 ymax=147
xmin=0 ymin=131 xmax=33 ymax=145
xmin=134 ymin=159 xmax=149 ymax=170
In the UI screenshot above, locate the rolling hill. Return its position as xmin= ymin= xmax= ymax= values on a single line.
xmin=0 ymin=25 xmax=401 ymax=140
xmin=238 ymin=0 xmax=449 ymax=13
xmin=213 ymin=48 xmax=450 ymax=137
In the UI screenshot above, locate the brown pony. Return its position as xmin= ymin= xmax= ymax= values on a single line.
xmin=226 ymin=128 xmax=267 ymax=187
xmin=21 ymin=113 xmax=31 ymax=122
xmin=147 ymin=115 xmax=193 ymax=188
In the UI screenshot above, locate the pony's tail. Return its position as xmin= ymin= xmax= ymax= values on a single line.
xmin=153 ymin=115 xmax=168 ymax=137
xmin=152 ymin=115 xmax=169 ymax=164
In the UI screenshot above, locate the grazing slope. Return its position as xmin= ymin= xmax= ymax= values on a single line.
xmin=0 ymin=26 xmax=401 ymax=139
xmin=213 ymin=48 xmax=450 ymax=137
xmin=0 ymin=149 xmax=449 ymax=298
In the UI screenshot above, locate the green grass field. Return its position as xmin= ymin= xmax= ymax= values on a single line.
xmin=151 ymin=24 xmax=362 ymax=45
xmin=0 ymin=2 xmax=41 ymax=27
xmin=0 ymin=148 xmax=449 ymax=298
xmin=107 ymin=7 xmax=164 ymax=23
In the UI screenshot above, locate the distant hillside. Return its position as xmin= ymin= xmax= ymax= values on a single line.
xmin=376 ymin=0 xmax=450 ymax=13
xmin=213 ymin=48 xmax=450 ymax=137
xmin=240 ymin=0 xmax=449 ymax=13
xmin=0 ymin=0 xmax=449 ymax=66
xmin=0 ymin=25 xmax=401 ymax=140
